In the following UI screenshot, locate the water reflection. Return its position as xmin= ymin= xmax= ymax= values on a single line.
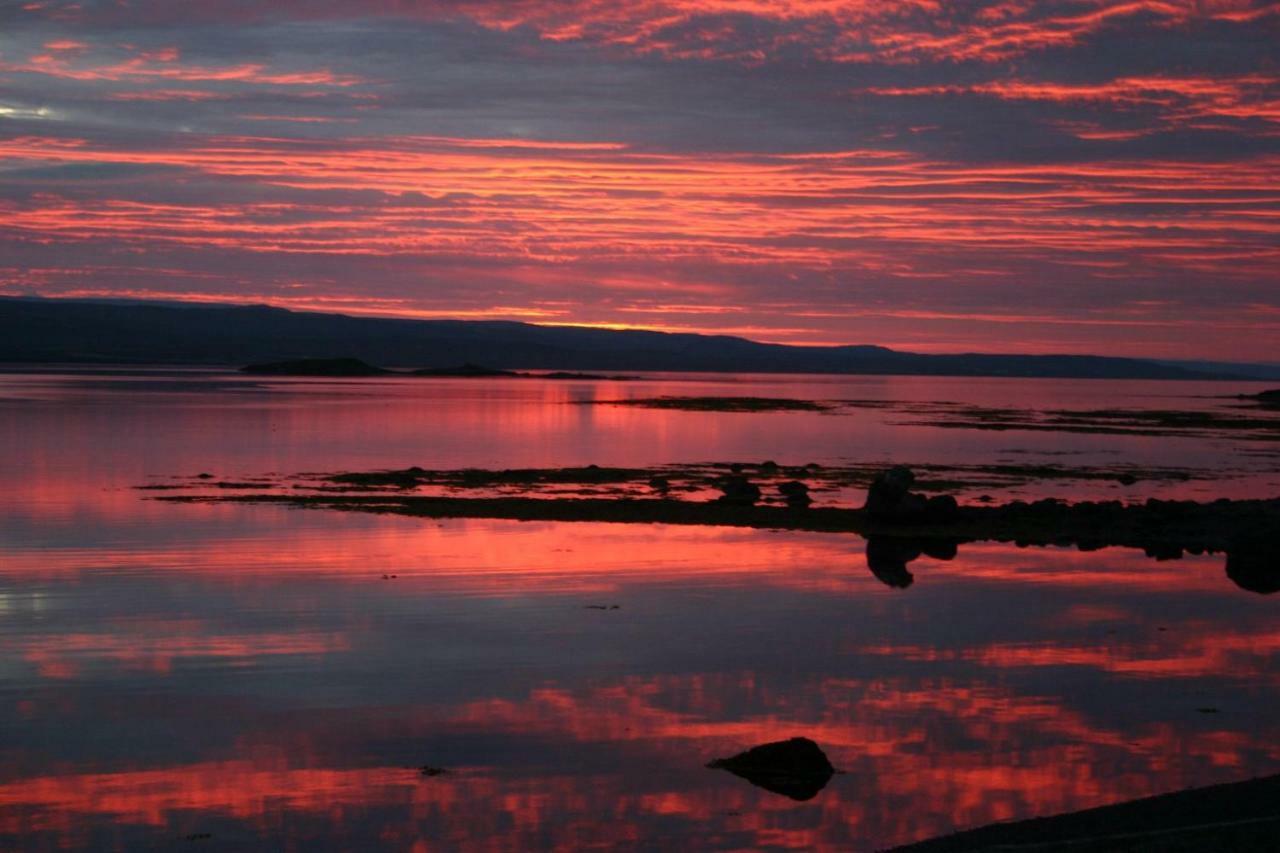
xmin=865 ymin=537 xmax=959 ymax=589
xmin=1 ymin=371 xmax=1278 ymax=850
xmin=862 ymin=536 xmax=1275 ymax=597
xmin=2 ymin=513 xmax=1278 ymax=851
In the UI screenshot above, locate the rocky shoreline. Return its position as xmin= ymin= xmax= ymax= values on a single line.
xmin=153 ymin=464 xmax=1280 ymax=593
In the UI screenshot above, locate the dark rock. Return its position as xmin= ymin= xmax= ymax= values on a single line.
xmin=778 ymin=480 xmax=812 ymax=507
xmin=865 ymin=466 xmax=915 ymax=516
xmin=864 ymin=467 xmax=959 ymax=522
xmin=419 ymin=765 xmax=448 ymax=777
xmin=648 ymin=475 xmax=671 ymax=492
xmin=759 ymin=460 xmax=779 ymax=473
xmin=707 ymin=737 xmax=835 ymax=801
xmin=926 ymin=494 xmax=959 ymax=520
xmin=717 ymin=475 xmax=761 ymax=506
xmin=1116 ymin=473 xmax=1139 ymax=486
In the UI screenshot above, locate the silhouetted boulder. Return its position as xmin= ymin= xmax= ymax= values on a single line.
xmin=717 ymin=475 xmax=761 ymax=506
xmin=241 ymin=357 xmax=389 ymax=376
xmin=927 ymin=494 xmax=959 ymax=518
xmin=648 ymin=475 xmax=671 ymax=493
xmin=1226 ymin=533 xmax=1279 ymax=594
xmin=865 ymin=466 xmax=915 ymax=515
xmin=778 ymin=480 xmax=812 ymax=507
xmin=707 ymin=737 xmax=835 ymax=801
xmin=864 ymin=467 xmax=959 ymax=522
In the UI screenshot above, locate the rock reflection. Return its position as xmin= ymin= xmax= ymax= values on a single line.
xmin=1226 ymin=534 xmax=1279 ymax=595
xmin=707 ymin=737 xmax=835 ymax=801
xmin=865 ymin=536 xmax=959 ymax=588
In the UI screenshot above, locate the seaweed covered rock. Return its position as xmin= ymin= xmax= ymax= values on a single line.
xmin=707 ymin=737 xmax=835 ymax=801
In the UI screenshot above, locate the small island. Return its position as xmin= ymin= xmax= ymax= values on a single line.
xmin=240 ymin=358 xmax=637 ymax=380
xmin=412 ymin=364 xmax=638 ymax=380
xmin=1240 ymin=388 xmax=1280 ymax=410
xmin=240 ymin=358 xmax=391 ymax=376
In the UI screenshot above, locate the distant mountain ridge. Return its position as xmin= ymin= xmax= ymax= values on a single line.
xmin=0 ymin=297 xmax=1270 ymax=380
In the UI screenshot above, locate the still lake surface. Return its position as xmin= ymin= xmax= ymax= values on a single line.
xmin=2 ymin=369 xmax=1278 ymax=851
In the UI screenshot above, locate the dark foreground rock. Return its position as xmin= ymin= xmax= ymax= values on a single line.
xmin=241 ymin=358 xmax=389 ymax=376
xmin=707 ymin=737 xmax=835 ymax=801
xmin=888 ymin=772 xmax=1280 ymax=852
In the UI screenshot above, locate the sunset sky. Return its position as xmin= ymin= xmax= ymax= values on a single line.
xmin=1 ymin=1 xmax=1277 ymax=358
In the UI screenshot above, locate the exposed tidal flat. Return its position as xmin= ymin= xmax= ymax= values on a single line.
xmin=2 ymin=368 xmax=1280 ymax=850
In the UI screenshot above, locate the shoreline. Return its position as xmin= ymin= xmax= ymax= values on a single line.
xmin=887 ymin=772 xmax=1280 ymax=852
xmin=154 ymin=490 xmax=1278 ymax=561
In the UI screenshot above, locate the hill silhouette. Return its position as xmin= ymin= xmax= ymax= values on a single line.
xmin=0 ymin=297 xmax=1256 ymax=380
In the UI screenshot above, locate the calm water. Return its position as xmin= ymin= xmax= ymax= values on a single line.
xmin=2 ymin=369 xmax=1278 ymax=851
